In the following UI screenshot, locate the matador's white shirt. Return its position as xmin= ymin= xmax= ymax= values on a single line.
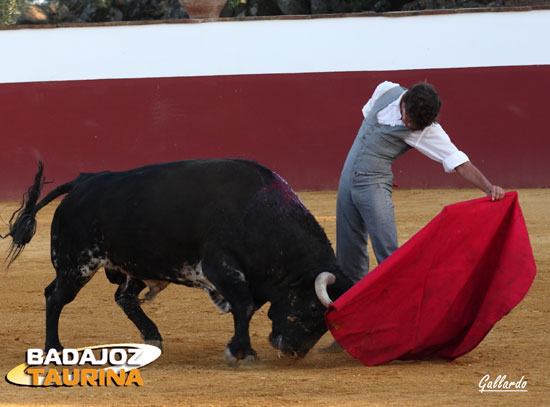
xmin=362 ymin=81 xmax=469 ymax=173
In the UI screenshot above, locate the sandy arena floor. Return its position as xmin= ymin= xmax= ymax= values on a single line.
xmin=0 ymin=189 xmax=548 ymax=406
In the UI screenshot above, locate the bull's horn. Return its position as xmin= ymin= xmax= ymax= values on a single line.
xmin=315 ymin=272 xmax=336 ymax=307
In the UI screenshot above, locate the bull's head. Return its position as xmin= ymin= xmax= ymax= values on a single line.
xmin=267 ymin=272 xmax=338 ymax=358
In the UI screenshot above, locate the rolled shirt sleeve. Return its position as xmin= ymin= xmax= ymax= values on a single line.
xmin=405 ymin=123 xmax=469 ymax=173
xmin=441 ymin=150 xmax=469 ymax=173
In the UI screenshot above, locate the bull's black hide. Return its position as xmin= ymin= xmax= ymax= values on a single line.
xmin=2 ymin=159 xmax=353 ymax=366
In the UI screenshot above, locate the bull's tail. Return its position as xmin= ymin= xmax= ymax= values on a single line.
xmin=1 ymin=161 xmax=75 ymax=266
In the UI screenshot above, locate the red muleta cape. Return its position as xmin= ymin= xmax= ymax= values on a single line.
xmin=325 ymin=191 xmax=536 ymax=366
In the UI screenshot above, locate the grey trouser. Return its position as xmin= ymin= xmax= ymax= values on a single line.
xmin=336 ymin=177 xmax=398 ymax=284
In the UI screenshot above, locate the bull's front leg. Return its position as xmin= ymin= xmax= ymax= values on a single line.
xmin=225 ymin=299 xmax=257 ymax=367
xmin=201 ymin=251 xmax=258 ymax=367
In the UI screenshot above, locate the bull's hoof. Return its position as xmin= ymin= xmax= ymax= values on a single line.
xmin=242 ymin=353 xmax=257 ymax=365
xmin=224 ymin=347 xmax=258 ymax=368
xmin=145 ymin=339 xmax=164 ymax=352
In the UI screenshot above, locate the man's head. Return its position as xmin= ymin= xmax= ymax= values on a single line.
xmin=400 ymin=82 xmax=442 ymax=131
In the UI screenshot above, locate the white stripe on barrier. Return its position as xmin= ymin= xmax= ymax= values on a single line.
xmin=1 ymin=9 xmax=549 ymax=84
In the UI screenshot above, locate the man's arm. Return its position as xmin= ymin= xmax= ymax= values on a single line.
xmin=455 ymin=161 xmax=505 ymax=201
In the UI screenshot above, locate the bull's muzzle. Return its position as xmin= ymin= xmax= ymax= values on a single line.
xmin=269 ymin=333 xmax=304 ymax=359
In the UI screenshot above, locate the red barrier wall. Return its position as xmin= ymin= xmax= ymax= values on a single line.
xmin=0 ymin=65 xmax=548 ymax=199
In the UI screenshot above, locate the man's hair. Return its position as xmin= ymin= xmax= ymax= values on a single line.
xmin=402 ymin=82 xmax=442 ymax=131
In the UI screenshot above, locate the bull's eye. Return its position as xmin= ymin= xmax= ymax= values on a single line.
xmin=310 ymin=303 xmax=318 ymax=312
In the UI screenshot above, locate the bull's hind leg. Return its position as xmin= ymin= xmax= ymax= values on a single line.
xmin=201 ymin=252 xmax=258 ymax=367
xmin=44 ymin=272 xmax=91 ymax=351
xmin=106 ymin=269 xmax=164 ymax=351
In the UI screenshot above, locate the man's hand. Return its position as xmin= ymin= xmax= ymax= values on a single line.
xmin=486 ymin=184 xmax=505 ymax=201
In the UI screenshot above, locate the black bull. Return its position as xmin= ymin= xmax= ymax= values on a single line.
xmin=1 ymin=159 xmax=353 ymax=365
